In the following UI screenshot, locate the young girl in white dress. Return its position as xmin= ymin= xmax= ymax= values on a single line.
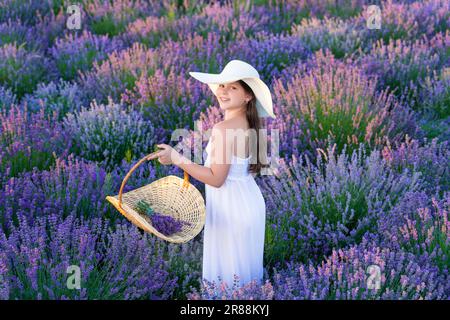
xmin=149 ymin=60 xmax=277 ymax=292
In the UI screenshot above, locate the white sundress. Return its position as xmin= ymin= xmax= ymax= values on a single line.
xmin=201 ymin=136 xmax=266 ymax=291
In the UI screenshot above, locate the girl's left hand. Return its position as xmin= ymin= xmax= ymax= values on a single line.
xmin=147 ymin=144 xmax=182 ymax=165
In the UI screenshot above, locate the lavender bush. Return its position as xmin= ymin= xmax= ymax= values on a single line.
xmin=0 ymin=0 xmax=52 ymax=25
xmin=376 ymin=191 xmax=449 ymax=273
xmin=382 ymin=136 xmax=449 ymax=197
xmin=79 ymin=42 xmax=157 ymax=104
xmin=0 ymin=152 xmax=198 ymax=235
xmin=409 ymin=70 xmax=450 ymax=119
xmin=0 ymin=155 xmax=119 ymax=233
xmin=291 ymin=16 xmax=363 ymax=59
xmin=0 ymin=85 xmax=17 ymax=113
xmin=0 ymin=43 xmax=54 ymax=98
xmin=271 ymin=239 xmax=448 ymax=300
xmin=162 ymin=238 xmax=204 ymax=300
xmin=0 ymin=213 xmax=178 ymax=299
xmin=259 ymin=142 xmax=421 ymax=270
xmin=0 ymin=20 xmax=39 ymax=51
xmin=30 ymin=8 xmax=68 ymax=52
xmin=63 ymin=98 xmax=156 ymax=170
xmin=418 ymin=117 xmax=450 ymax=143
xmin=360 ymin=0 xmax=450 ymax=44
xmin=0 ymin=104 xmax=71 ymax=182
xmin=22 ymin=79 xmax=85 ymax=119
xmin=122 ymin=68 xmax=212 ymax=140
xmin=271 ymin=51 xmax=419 ymax=160
xmin=359 ymin=32 xmax=449 ymax=106
xmin=84 ymin=0 xmax=160 ymax=37
xmin=241 ymin=0 xmax=310 ymax=35
xmin=50 ymin=30 xmax=124 ymax=81
xmin=227 ymin=31 xmax=311 ymax=83
xmin=306 ymin=0 xmax=365 ymax=19
xmin=187 ymin=275 xmax=275 ymax=300
xmin=261 ymin=0 xmax=364 ymax=23
xmin=151 ymin=28 xmax=307 ymax=85
xmin=122 ymin=2 xmax=267 ymax=48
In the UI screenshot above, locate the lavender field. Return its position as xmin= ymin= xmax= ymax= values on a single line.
xmin=0 ymin=0 xmax=449 ymax=300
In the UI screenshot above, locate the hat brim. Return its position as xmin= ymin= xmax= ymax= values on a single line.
xmin=189 ymin=71 xmax=243 ymax=85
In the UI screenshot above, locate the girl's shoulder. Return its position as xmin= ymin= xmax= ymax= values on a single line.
xmin=215 ymin=118 xmax=249 ymax=131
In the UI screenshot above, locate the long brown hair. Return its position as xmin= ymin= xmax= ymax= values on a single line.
xmin=238 ymin=80 xmax=269 ymax=176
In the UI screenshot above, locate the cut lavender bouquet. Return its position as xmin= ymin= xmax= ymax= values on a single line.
xmin=135 ymin=200 xmax=190 ymax=236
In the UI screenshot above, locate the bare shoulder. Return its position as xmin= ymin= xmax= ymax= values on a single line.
xmin=211 ymin=119 xmax=250 ymax=157
xmin=213 ymin=118 xmax=248 ymax=131
xmin=211 ymin=119 xmax=246 ymax=144
xmin=213 ymin=119 xmax=234 ymax=129
xmin=211 ymin=120 xmax=233 ymax=137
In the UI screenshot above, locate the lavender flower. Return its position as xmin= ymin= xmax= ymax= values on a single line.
xmin=149 ymin=214 xmax=184 ymax=236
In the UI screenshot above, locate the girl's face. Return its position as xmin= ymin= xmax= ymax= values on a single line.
xmin=215 ymin=81 xmax=252 ymax=111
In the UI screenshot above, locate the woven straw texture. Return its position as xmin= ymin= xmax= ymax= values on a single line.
xmin=106 ymin=152 xmax=206 ymax=243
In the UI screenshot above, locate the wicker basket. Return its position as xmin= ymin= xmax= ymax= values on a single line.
xmin=106 ymin=151 xmax=206 ymax=243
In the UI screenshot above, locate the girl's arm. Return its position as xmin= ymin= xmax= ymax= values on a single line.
xmin=176 ymin=123 xmax=232 ymax=188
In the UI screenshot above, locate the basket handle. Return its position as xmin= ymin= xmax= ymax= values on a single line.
xmin=118 ymin=151 xmax=190 ymax=210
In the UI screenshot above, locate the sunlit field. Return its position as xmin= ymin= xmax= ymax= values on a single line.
xmin=0 ymin=0 xmax=448 ymax=300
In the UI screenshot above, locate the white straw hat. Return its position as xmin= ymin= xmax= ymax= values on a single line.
xmin=189 ymin=59 xmax=276 ymax=119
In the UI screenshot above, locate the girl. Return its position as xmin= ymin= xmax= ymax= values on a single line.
xmin=148 ymin=60 xmax=276 ymax=291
